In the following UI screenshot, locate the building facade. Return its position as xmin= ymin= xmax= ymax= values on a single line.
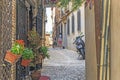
xmin=85 ymin=0 xmax=113 ymax=80
xmin=0 ymin=0 xmax=44 ymax=80
xmin=53 ymin=2 xmax=85 ymax=50
xmin=64 ymin=4 xmax=85 ymax=50
xmin=45 ymin=33 xmax=50 ymax=47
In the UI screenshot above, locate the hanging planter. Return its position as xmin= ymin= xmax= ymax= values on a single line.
xmin=21 ymin=48 xmax=34 ymax=67
xmin=4 ymin=51 xmax=21 ymax=64
xmin=38 ymin=46 xmax=50 ymax=59
xmin=4 ymin=40 xmax=24 ymax=64
xmin=21 ymin=59 xmax=31 ymax=67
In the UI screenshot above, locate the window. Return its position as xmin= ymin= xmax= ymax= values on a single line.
xmin=77 ymin=10 xmax=81 ymax=31
xmin=67 ymin=19 xmax=70 ymax=35
xmin=72 ymin=14 xmax=74 ymax=33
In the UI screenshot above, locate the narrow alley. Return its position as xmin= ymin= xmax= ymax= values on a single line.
xmin=41 ymin=48 xmax=85 ymax=80
xmin=0 ymin=0 xmax=115 ymax=80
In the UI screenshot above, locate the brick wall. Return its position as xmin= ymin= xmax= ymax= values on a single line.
xmin=0 ymin=0 xmax=40 ymax=79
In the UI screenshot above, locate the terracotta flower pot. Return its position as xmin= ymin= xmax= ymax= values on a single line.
xmin=4 ymin=51 xmax=21 ymax=64
xmin=31 ymin=70 xmax=41 ymax=80
xmin=21 ymin=59 xmax=31 ymax=67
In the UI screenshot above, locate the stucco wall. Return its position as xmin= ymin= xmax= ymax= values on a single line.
xmin=67 ymin=4 xmax=85 ymax=50
xmin=110 ymin=0 xmax=120 ymax=80
xmin=85 ymin=6 xmax=97 ymax=80
xmin=62 ymin=23 xmax=68 ymax=48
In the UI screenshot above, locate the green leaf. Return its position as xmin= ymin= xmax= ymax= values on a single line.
xmin=39 ymin=46 xmax=49 ymax=59
xmin=56 ymin=0 xmax=85 ymax=10
xmin=11 ymin=43 xmax=24 ymax=55
xmin=22 ymin=48 xmax=34 ymax=60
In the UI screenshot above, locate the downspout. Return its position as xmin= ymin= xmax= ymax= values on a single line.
xmin=99 ymin=0 xmax=106 ymax=78
xmin=104 ymin=0 xmax=110 ymax=79
xmin=99 ymin=0 xmax=110 ymax=80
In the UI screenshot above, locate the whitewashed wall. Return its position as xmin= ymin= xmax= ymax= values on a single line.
xmin=65 ymin=4 xmax=85 ymax=50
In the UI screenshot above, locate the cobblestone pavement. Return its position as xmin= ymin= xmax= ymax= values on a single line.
xmin=41 ymin=48 xmax=85 ymax=80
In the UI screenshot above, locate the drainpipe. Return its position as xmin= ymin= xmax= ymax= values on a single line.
xmin=104 ymin=0 xmax=110 ymax=80
xmin=99 ymin=0 xmax=110 ymax=80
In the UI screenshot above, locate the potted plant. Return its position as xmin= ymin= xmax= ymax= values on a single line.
xmin=27 ymin=29 xmax=42 ymax=51
xmin=21 ymin=48 xmax=34 ymax=67
xmin=38 ymin=46 xmax=50 ymax=59
xmin=31 ymin=70 xmax=41 ymax=80
xmin=27 ymin=29 xmax=42 ymax=68
xmin=4 ymin=40 xmax=24 ymax=64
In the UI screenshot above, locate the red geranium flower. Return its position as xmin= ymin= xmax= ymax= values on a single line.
xmin=16 ymin=40 xmax=25 ymax=46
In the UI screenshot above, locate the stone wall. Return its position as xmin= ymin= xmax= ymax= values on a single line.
xmin=0 ymin=0 xmax=41 ymax=80
xmin=0 ymin=0 xmax=13 ymax=80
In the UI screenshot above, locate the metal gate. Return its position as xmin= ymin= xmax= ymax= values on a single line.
xmin=0 ymin=0 xmax=12 ymax=80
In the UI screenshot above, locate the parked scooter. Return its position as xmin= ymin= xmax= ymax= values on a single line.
xmin=73 ymin=34 xmax=85 ymax=59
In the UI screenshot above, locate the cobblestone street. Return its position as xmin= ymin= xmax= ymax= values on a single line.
xmin=41 ymin=48 xmax=85 ymax=80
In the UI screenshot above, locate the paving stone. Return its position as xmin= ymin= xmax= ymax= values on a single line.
xmin=41 ymin=48 xmax=86 ymax=80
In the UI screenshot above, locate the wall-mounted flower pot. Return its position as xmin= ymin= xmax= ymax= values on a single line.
xmin=31 ymin=70 xmax=41 ymax=80
xmin=4 ymin=51 xmax=21 ymax=64
xmin=21 ymin=59 xmax=31 ymax=67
